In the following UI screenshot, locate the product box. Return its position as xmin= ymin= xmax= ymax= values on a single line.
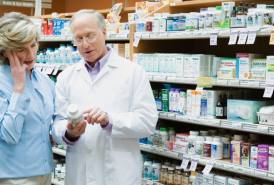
xmin=176 ymin=133 xmax=190 ymax=143
xmin=173 ymin=141 xmax=188 ymax=154
xmin=269 ymin=146 xmax=274 ymax=172
xmin=267 ymin=56 xmax=274 ymax=80
xmin=162 ymin=0 xmax=182 ymax=4
xmin=147 ymin=54 xmax=155 ymax=74
xmin=191 ymin=90 xmax=196 ymax=116
xmin=118 ymin=23 xmax=130 ymax=34
xmin=47 ymin=19 xmax=54 ymax=35
xmin=207 ymin=90 xmax=221 ymax=117
xmin=184 ymin=55 xmax=207 ymax=77
xmin=125 ymin=44 xmax=130 ymax=60
xmin=201 ymin=90 xmax=208 ymax=117
xmin=250 ymin=146 xmax=258 ymax=169
xmin=217 ymin=68 xmax=236 ymax=78
xmin=207 ymin=55 xmax=215 ymax=77
xmin=227 ymin=99 xmax=267 ymax=124
xmin=241 ymin=142 xmax=251 ymax=167
xmin=257 ymin=144 xmax=270 ymax=171
xmin=221 ymin=2 xmax=235 ymax=29
xmin=135 ymin=1 xmax=163 ymax=15
xmin=106 ymin=23 xmax=119 ymax=34
xmin=227 ymin=178 xmax=245 ymax=185
xmin=128 ymin=12 xmax=143 ymax=22
xmin=158 ymin=54 xmax=165 ymax=75
xmin=164 ymin=141 xmax=173 ymax=150
xmin=220 ymin=58 xmax=236 ymax=68
xmin=186 ymin=89 xmax=192 ymax=116
xmin=248 ymin=69 xmax=266 ymax=80
xmin=113 ymin=44 xmax=125 ymax=58
xmin=153 ymin=54 xmax=159 ymax=75
xmin=184 ymin=55 xmax=192 ymax=77
xmin=214 ymin=175 xmax=228 ymax=185
xmin=252 ymin=59 xmax=267 ymax=69
xmin=232 ymin=140 xmax=243 ymax=165
xmin=212 ymin=57 xmax=221 ymax=78
xmin=175 ymin=54 xmax=185 ymax=77
xmin=178 ymin=90 xmax=187 ymax=115
xmin=196 ymin=172 xmax=203 ymax=185
xmin=203 ymin=173 xmax=215 ymax=185
xmin=161 ymin=89 xmax=169 ymax=112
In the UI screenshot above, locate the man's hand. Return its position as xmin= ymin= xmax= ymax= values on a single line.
xmin=66 ymin=120 xmax=87 ymax=141
xmin=83 ymin=107 xmax=109 ymax=126
xmin=49 ymin=134 xmax=56 ymax=147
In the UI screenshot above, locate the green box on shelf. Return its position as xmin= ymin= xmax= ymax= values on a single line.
xmin=161 ymin=89 xmax=169 ymax=112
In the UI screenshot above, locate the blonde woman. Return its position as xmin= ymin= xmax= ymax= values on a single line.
xmin=0 ymin=12 xmax=55 ymax=184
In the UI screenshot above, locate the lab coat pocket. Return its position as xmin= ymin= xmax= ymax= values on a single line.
xmin=105 ymin=151 xmax=138 ymax=185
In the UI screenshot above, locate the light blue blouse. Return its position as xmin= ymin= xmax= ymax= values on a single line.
xmin=0 ymin=65 xmax=55 ymax=179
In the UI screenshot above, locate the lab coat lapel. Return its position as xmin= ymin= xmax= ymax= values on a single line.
xmin=76 ymin=59 xmax=93 ymax=88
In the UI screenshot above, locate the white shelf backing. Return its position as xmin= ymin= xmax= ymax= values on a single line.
xmin=149 ymin=76 xmax=266 ymax=89
xmin=157 ymin=111 xmax=274 ymax=136
xmin=52 ymin=148 xmax=66 ymax=156
xmin=140 ymin=144 xmax=274 ymax=182
xmin=135 ymin=28 xmax=271 ymax=40
xmin=40 ymin=34 xmax=129 ymax=42
xmin=51 ymin=179 xmax=64 ymax=185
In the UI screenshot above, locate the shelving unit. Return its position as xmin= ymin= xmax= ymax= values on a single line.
xmin=53 ymin=147 xmax=66 ymax=157
xmin=51 ymin=179 xmax=64 ymax=185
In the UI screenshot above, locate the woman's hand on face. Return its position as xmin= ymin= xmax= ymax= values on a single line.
xmin=5 ymin=51 xmax=28 ymax=94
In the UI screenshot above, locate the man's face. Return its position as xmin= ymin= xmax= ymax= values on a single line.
xmin=71 ymin=13 xmax=107 ymax=64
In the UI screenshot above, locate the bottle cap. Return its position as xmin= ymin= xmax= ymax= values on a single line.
xmin=221 ymin=137 xmax=230 ymax=142
xmin=162 ymin=165 xmax=168 ymax=169
xmin=206 ymin=136 xmax=213 ymax=141
xmin=68 ymin=104 xmax=79 ymax=115
xmin=191 ymin=171 xmax=197 ymax=176
xmin=190 ymin=131 xmax=199 ymax=135
xmin=213 ymin=138 xmax=222 ymax=142
xmin=176 ymin=166 xmax=182 ymax=170
xmin=168 ymin=167 xmax=175 ymax=170
xmin=234 ymin=135 xmax=244 ymax=141
xmin=196 ymin=136 xmax=205 ymax=141
xmin=216 ymin=6 xmax=222 ymax=10
xmin=160 ymin=127 xmax=167 ymax=131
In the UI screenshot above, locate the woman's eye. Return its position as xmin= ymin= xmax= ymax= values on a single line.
xmin=16 ymin=49 xmax=24 ymax=52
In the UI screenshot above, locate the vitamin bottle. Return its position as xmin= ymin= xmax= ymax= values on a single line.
xmin=159 ymin=127 xmax=169 ymax=147
xmin=167 ymin=167 xmax=175 ymax=185
xmin=203 ymin=136 xmax=213 ymax=157
xmin=236 ymin=2 xmax=246 ymax=28
xmin=152 ymin=160 xmax=162 ymax=182
xmin=222 ymin=137 xmax=231 ymax=159
xmin=195 ymin=136 xmax=204 ymax=156
xmin=144 ymin=158 xmax=153 ymax=179
xmin=231 ymin=6 xmax=237 ymax=28
xmin=188 ymin=131 xmax=199 ymax=155
xmin=211 ymin=137 xmax=223 ymax=160
xmin=161 ymin=165 xmax=168 ymax=185
xmin=216 ymin=94 xmax=224 ymax=119
xmin=67 ymin=104 xmax=84 ymax=127
xmin=182 ymin=169 xmax=190 ymax=185
xmin=189 ymin=171 xmax=196 ymax=185
xmin=174 ymin=166 xmax=183 ymax=185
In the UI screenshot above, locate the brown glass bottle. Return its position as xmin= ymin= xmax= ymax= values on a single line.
xmin=167 ymin=167 xmax=175 ymax=185
xmin=174 ymin=166 xmax=183 ymax=185
xmin=161 ymin=165 xmax=168 ymax=185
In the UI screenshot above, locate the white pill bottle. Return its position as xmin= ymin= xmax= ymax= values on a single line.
xmin=67 ymin=104 xmax=84 ymax=127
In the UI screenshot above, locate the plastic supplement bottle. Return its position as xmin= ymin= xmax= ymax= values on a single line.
xmin=189 ymin=171 xmax=196 ymax=185
xmin=200 ymin=130 xmax=209 ymax=137
xmin=152 ymin=160 xmax=162 ymax=182
xmin=199 ymin=8 xmax=207 ymax=30
xmin=167 ymin=167 xmax=175 ymax=185
xmin=144 ymin=158 xmax=153 ymax=179
xmin=188 ymin=131 xmax=199 ymax=155
xmin=247 ymin=8 xmax=255 ymax=27
xmin=161 ymin=165 xmax=168 ymax=184
xmin=222 ymin=137 xmax=231 ymax=159
xmin=168 ymin=127 xmax=176 ymax=141
xmin=153 ymin=127 xmax=160 ymax=146
xmin=206 ymin=7 xmax=215 ymax=30
xmin=67 ymin=104 xmax=84 ymax=127
xmin=159 ymin=127 xmax=169 ymax=147
xmin=174 ymin=166 xmax=183 ymax=185
xmin=182 ymin=169 xmax=190 ymax=185
xmin=211 ymin=137 xmax=223 ymax=160
xmin=195 ymin=136 xmax=204 ymax=156
xmin=152 ymin=17 xmax=160 ymax=32
xmin=203 ymin=136 xmax=213 ymax=158
xmin=189 ymin=12 xmax=199 ymax=31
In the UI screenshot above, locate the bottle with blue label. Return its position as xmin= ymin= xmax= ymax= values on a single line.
xmin=152 ymin=160 xmax=161 ymax=182
xmin=173 ymin=14 xmax=179 ymax=31
xmin=144 ymin=158 xmax=153 ymax=179
xmin=222 ymin=137 xmax=231 ymax=158
xmin=211 ymin=137 xmax=223 ymax=160
xmin=166 ymin=14 xmax=174 ymax=31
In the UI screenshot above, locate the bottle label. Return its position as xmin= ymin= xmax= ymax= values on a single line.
xmin=216 ymin=107 xmax=223 ymax=117
xmin=189 ymin=18 xmax=199 ymax=30
xmin=174 ymin=174 xmax=182 ymax=185
xmin=195 ymin=143 xmax=203 ymax=156
xmin=161 ymin=172 xmax=167 ymax=183
xmin=203 ymin=143 xmax=211 ymax=157
xmin=189 ymin=178 xmax=195 ymax=185
xmin=223 ymin=143 xmax=231 ymax=158
xmin=160 ymin=20 xmax=167 ymax=32
xmin=247 ymin=15 xmax=254 ymax=27
xmin=144 ymin=165 xmax=152 ymax=179
xmin=236 ymin=15 xmax=246 ymax=27
xmin=152 ymin=167 xmax=160 ymax=181
xmin=167 ymin=20 xmax=173 ymax=31
xmin=206 ymin=14 xmax=214 ymax=29
xmin=199 ymin=15 xmax=206 ymax=29
xmin=182 ymin=176 xmax=189 ymax=185
xmin=167 ymin=173 xmax=174 ymax=184
xmin=173 ymin=19 xmax=179 ymax=31
xmin=71 ymin=114 xmax=84 ymax=127
xmin=264 ymin=12 xmax=273 ymax=26
xmin=188 ymin=141 xmax=195 ymax=154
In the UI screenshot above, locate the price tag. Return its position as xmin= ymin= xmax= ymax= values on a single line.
xmin=243 ymin=168 xmax=255 ymax=175
xmin=230 ymin=79 xmax=240 ymax=85
xmin=146 ymin=180 xmax=153 ymax=185
xmin=263 ymin=80 xmax=274 ymax=98
xmin=257 ymin=125 xmax=269 ymax=133
xmin=180 ymin=155 xmax=190 ymax=169
xmin=202 ymin=160 xmax=215 ymax=174
xmin=255 ymin=170 xmax=267 ymax=177
xmin=210 ymin=32 xmax=218 ymax=46
xmin=248 ymin=81 xmax=260 ymax=86
xmin=52 ymin=66 xmax=60 ymax=75
xmin=216 ymin=79 xmax=228 ymax=85
xmin=228 ymin=30 xmax=238 ymax=45
xmin=232 ymin=122 xmax=243 ymax=129
xmin=217 ymin=162 xmax=226 ymax=168
xmin=238 ymin=30 xmax=248 ymax=44
xmin=234 ymin=166 xmax=243 ymax=172
xmin=197 ymin=76 xmax=213 ymax=88
xmin=226 ymin=164 xmax=234 ymax=171
xmin=269 ymin=28 xmax=274 ymax=45
xmin=176 ymin=115 xmax=184 ymax=120
xmin=268 ymin=172 xmax=274 ymax=179
xmin=189 ymin=157 xmax=199 ymax=171
xmin=47 ymin=65 xmax=55 ymax=74
xmin=212 ymin=119 xmax=220 ymax=126
xmin=246 ymin=30 xmax=257 ymax=44
xmin=133 ymin=33 xmax=141 ymax=47
xmin=196 ymin=87 xmax=203 ymax=91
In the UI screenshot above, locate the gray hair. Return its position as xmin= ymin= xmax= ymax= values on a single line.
xmin=69 ymin=9 xmax=106 ymax=31
xmin=0 ymin=12 xmax=40 ymax=65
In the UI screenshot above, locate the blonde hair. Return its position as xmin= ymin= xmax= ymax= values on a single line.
xmin=0 ymin=12 xmax=40 ymax=65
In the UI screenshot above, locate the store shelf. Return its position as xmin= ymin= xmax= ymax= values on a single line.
xmin=53 ymin=148 xmax=66 ymax=156
xmin=51 ymin=179 xmax=64 ymax=185
xmin=140 ymin=144 xmax=274 ymax=182
xmin=135 ymin=29 xmax=271 ymax=41
xmin=149 ymin=76 xmax=266 ymax=89
xmin=157 ymin=111 xmax=274 ymax=136
xmin=39 ymin=34 xmax=129 ymax=42
xmin=141 ymin=178 xmax=162 ymax=185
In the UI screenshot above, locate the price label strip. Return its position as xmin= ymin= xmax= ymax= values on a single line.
xmin=237 ymin=30 xmax=248 ymax=45
xmin=210 ymin=32 xmax=218 ymax=46
xmin=228 ymin=30 xmax=238 ymax=45
xmin=202 ymin=160 xmax=215 ymax=174
xmin=180 ymin=155 xmax=190 ymax=169
xmin=133 ymin=33 xmax=141 ymax=47
xmin=189 ymin=157 xmax=199 ymax=171
xmin=246 ymin=30 xmax=257 ymax=44
xmin=263 ymin=80 xmax=274 ymax=98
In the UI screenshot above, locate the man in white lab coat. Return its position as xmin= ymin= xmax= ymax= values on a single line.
xmin=51 ymin=9 xmax=158 ymax=185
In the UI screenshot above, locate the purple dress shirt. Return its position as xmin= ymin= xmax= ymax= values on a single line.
xmin=62 ymin=47 xmax=113 ymax=145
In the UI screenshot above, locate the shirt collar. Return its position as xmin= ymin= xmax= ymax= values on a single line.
xmin=84 ymin=47 xmax=112 ymax=71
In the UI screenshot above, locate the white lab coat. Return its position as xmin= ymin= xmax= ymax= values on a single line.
xmin=52 ymin=49 xmax=158 ymax=185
